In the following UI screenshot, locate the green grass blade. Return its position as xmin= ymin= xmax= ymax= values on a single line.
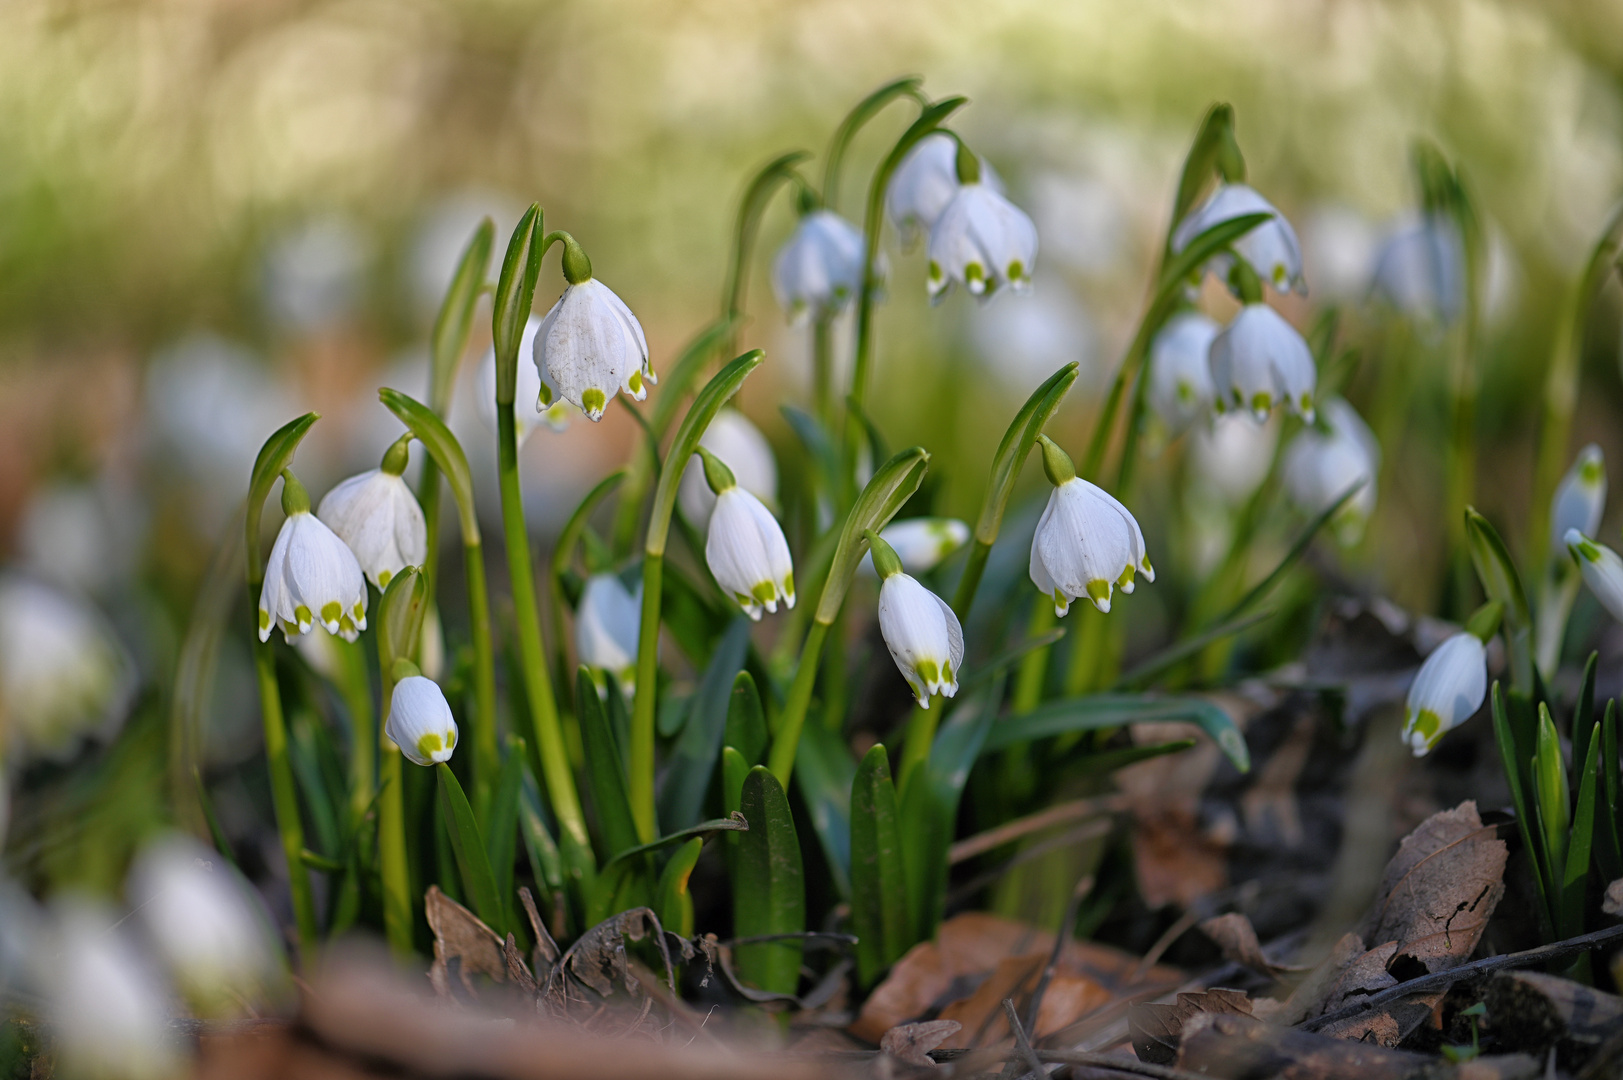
xmin=734 ymin=766 xmax=805 ymax=995
xmin=1561 ymin=727 xmax=1601 ymax=940
xmin=983 ymin=694 xmax=1249 ymax=772
xmin=436 ymin=762 xmax=506 ymax=935
xmin=576 ymin=668 xmax=641 ymax=862
xmin=1537 ymin=704 xmax=1571 ymax=880
xmin=1492 ymin=683 xmax=1555 ymax=940
xmin=486 ymin=739 xmax=525 ymax=919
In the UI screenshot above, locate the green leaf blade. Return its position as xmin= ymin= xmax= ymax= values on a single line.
xmin=576 ymin=668 xmax=642 ymax=862
xmin=850 ymin=744 xmax=911 ymax=986
xmin=734 ymin=766 xmax=805 ymax=996
xmin=436 ymin=762 xmax=506 ymax=935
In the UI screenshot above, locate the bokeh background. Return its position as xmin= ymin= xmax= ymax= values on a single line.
xmin=2 ymin=0 xmax=1623 ymax=895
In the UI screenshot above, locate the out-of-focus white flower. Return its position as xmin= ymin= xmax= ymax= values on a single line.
xmin=1028 ymin=436 xmax=1152 ymax=616
xmin=1191 ymin=412 xmax=1278 ymax=505
xmin=886 ymin=133 xmax=1003 ymax=245
xmin=19 ymin=482 xmax=142 ymax=595
xmin=1568 ymin=530 xmax=1623 ymax=624
xmin=870 ymin=533 xmax=963 ymax=709
xmin=316 ymin=441 xmax=427 ymax=591
xmin=0 ymin=575 xmax=134 ymax=764
xmin=704 ymin=462 xmax=796 ymax=621
xmin=1371 ymin=214 xmax=1464 ymax=325
xmin=1551 ymin=445 xmax=1606 ymax=555
xmin=480 ymin=315 xmax=575 ymax=441
xmin=678 ymin=410 xmax=778 ymax=528
xmin=1210 ymin=303 xmax=1316 ymax=423
xmin=772 ymin=210 xmax=867 ymax=324
xmin=1148 ymin=312 xmax=1220 ymax=434
xmin=1299 ymin=204 xmax=1378 ymax=302
xmin=1282 ymin=398 xmax=1379 ymax=544
xmin=970 ymin=288 xmax=1096 ymax=389
xmin=1402 ymin=631 xmax=1487 ymax=755
xmin=408 ymin=189 xmax=520 ymax=316
xmin=262 ymin=215 xmax=368 ymax=334
xmin=45 ymin=902 xmax=182 ymax=1080
xmin=927 ymin=171 xmax=1038 ymax=302
xmin=534 ymin=245 xmax=651 ymax=421
xmin=860 ymin=518 xmax=970 ymax=576
xmin=127 ymin=834 xmax=283 ymax=1017
xmin=1171 ymin=183 xmax=1306 ymax=296
xmin=259 ymin=474 xmax=368 ymax=644
xmin=385 ymin=675 xmax=459 ymax=766
xmin=576 ymin=574 xmax=641 ymax=692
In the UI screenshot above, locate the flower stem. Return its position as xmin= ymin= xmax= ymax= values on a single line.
xmin=629 ymin=552 xmax=665 ymax=842
xmin=375 ymin=640 xmax=412 ymax=958
xmin=496 ymin=406 xmax=594 ymax=870
xmin=950 ymin=539 xmax=992 ymax=623
xmin=895 ymin=700 xmax=938 ymax=801
xmin=767 ymin=619 xmax=830 ymax=787
xmin=250 ymin=630 xmax=319 ymax=959
xmin=1011 ymin=603 xmax=1056 ymax=713
xmin=813 ymin=311 xmax=835 ymax=432
xmin=459 ymin=539 xmax=499 ymax=817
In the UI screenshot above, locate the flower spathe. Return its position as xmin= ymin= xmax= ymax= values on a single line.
xmin=1401 ymin=632 xmax=1487 ymax=756
xmin=534 ymin=277 xmax=650 ymax=422
xmin=886 ymin=132 xmax=1003 ymax=244
xmin=1028 ymin=437 xmax=1152 ymax=617
xmin=385 ymin=675 xmax=459 ymax=766
xmin=1210 ymin=303 xmax=1316 ymax=423
xmin=1567 ymin=530 xmax=1623 ymax=625
xmin=259 ymin=477 xmax=368 ymax=644
xmin=316 ymin=464 xmax=427 ymax=591
xmin=706 ymin=486 xmax=796 ymax=620
xmin=927 ymin=181 xmax=1038 ymax=302
xmin=771 ymin=210 xmax=867 ymax=324
xmin=1171 ymin=183 xmax=1305 ymax=295
xmin=480 ymin=314 xmax=575 ymax=441
xmin=677 ymin=409 xmax=778 ymax=528
xmin=877 ymin=571 xmax=963 ymax=709
xmin=1282 ymin=397 xmax=1379 ymax=544
xmin=1148 ymin=311 xmax=1220 ymax=433
xmin=1550 ymin=445 xmax=1605 ymax=555
xmin=575 ymin=573 xmax=641 ymax=692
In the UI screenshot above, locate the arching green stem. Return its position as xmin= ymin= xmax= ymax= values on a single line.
xmin=721 ymin=152 xmax=812 ymax=360
xmin=821 ymin=76 xmax=926 ymax=213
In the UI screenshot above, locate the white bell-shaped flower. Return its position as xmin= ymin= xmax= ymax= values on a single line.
xmin=677 ymin=409 xmax=778 ymax=528
xmin=859 ymin=518 xmax=970 ymax=576
xmin=480 ymin=314 xmax=575 ymax=442
xmin=127 ymin=834 xmax=283 ymax=1017
xmin=385 ymin=674 xmax=459 ymax=766
xmin=1372 ymin=214 xmax=1464 ymax=326
xmin=1567 ymin=530 xmax=1623 ymax=624
xmin=1551 ymin=445 xmax=1606 ymax=556
xmin=926 ymin=145 xmax=1037 ymax=302
xmin=316 ymin=437 xmax=427 ymax=591
xmin=772 ymin=210 xmax=867 ymax=325
xmin=1028 ymin=436 xmax=1152 ymax=616
xmin=698 ymin=449 xmax=795 ymax=620
xmin=534 ymin=241 xmax=651 ymax=422
xmin=1171 ymin=183 xmax=1306 ymax=296
xmin=1210 ymin=303 xmax=1316 ymax=423
xmin=886 ymin=132 xmax=1004 ymax=245
xmin=259 ymin=472 xmax=368 ymax=643
xmin=575 ymin=573 xmax=641 ymax=692
xmin=1191 ymin=412 xmax=1279 ymax=506
xmin=1402 ymin=631 xmax=1487 ymax=755
xmin=0 ymin=574 xmax=134 ymax=764
xmin=1148 ymin=312 xmax=1220 ymax=434
xmin=1282 ymin=397 xmax=1379 ymax=544
xmin=869 ymin=532 xmax=963 ymax=709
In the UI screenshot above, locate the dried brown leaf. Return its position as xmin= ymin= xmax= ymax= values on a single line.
xmin=425 ymin=885 xmax=507 ymax=1000
xmin=880 ymin=1020 xmax=961 ymax=1067
xmin=1129 ymin=989 xmax=1253 ymax=1065
xmin=1200 ymin=913 xmax=1306 ymax=978
xmin=1177 ymin=1010 xmax=1500 ymax=1080
xmin=1271 ymin=932 xmax=1365 ymax=1026
xmin=1320 ymin=941 xmax=1399 ymax=1017
xmin=1604 ymin=878 xmax=1623 ymax=917
xmin=1361 ymin=800 xmax=1506 ymax=974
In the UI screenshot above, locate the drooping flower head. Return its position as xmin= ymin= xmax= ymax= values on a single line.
xmin=926 ymin=139 xmax=1037 ymax=302
xmin=886 ymin=132 xmax=1004 ymax=246
xmin=860 ymin=517 xmax=971 ymax=577
xmin=1567 ymin=530 xmax=1623 ymax=625
xmin=677 ymin=408 xmax=778 ymax=528
xmin=575 ymin=573 xmax=641 ymax=693
xmin=1402 ymin=620 xmax=1493 ymax=756
xmin=1371 ymin=213 xmax=1464 ymax=326
xmin=259 ymin=470 xmax=368 ymax=643
xmin=698 ymin=447 xmax=795 ymax=621
xmin=316 ymin=434 xmax=427 ymax=590
xmin=1028 ymin=435 xmax=1152 ymax=616
xmin=1550 ymin=445 xmax=1606 ymax=557
xmin=867 ymin=531 xmax=963 ymax=709
xmin=385 ymin=672 xmax=459 ymax=766
xmin=1171 ymin=183 xmax=1306 ymax=296
xmin=533 ymin=238 xmax=651 ymax=421
xmin=1210 ymin=303 xmax=1316 ymax=423
xmin=481 ymin=314 xmax=575 ymax=440
xmin=1148 ymin=311 xmax=1220 ymax=434
xmin=772 ymin=209 xmax=867 ymax=325
xmin=1282 ymin=397 xmax=1379 ymax=544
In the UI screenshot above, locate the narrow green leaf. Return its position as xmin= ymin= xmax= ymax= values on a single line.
xmin=430 ymin=219 xmax=494 ymax=413
xmin=492 ymin=204 xmax=542 ymax=397
xmin=725 ymin=672 xmax=768 ymax=766
xmin=793 ymin=713 xmax=855 ymax=900
xmin=1114 ymin=609 xmax=1273 ymax=689
xmin=816 ymin=447 xmax=931 ymax=623
xmin=1465 ymin=507 xmax=1533 ymax=641
xmin=734 ymin=766 xmax=805 ymax=995
xmin=246 ymin=413 xmax=320 ymax=577
xmin=1536 ymin=705 xmax=1570 ymax=884
xmin=1153 ymin=212 xmax=1272 ymax=310
xmin=984 ymin=694 xmax=1249 ymax=773
xmin=957 ymin=628 xmax=1067 ymax=692
xmin=722 ymin=746 xmax=750 ymax=878
xmin=781 ymin=404 xmax=843 ymax=497
xmin=551 ymin=471 xmax=627 ymax=579
xmin=1600 ymin=701 xmax=1622 ymax=882
xmin=519 ymin=767 xmax=565 ymax=898
xmin=655 ymin=837 xmax=703 ymax=939
xmin=602 ymin=815 xmax=747 ymax=873
xmin=1561 ymin=728 xmax=1601 ymax=939
xmin=1071 ymin=738 xmax=1198 ymax=774
xmin=379 ymin=389 xmax=479 ymax=542
xmin=1216 ymin=485 xmax=1362 ymax=627
xmin=486 ymin=740 xmax=526 ymax=914
xmin=659 ymin=617 xmax=751 ymax=831
xmin=577 ymin=668 xmax=640 ymax=862
xmin=376 ymin=567 xmax=428 ymax=669
xmin=1573 ymin=651 xmax=1599 ymax=767
xmin=436 ymin=762 xmax=506 ymax=935
xmin=1492 ymin=683 xmax=1555 ymax=940
xmin=851 ymin=745 xmax=911 ymax=986
xmin=287 ymin=712 xmax=341 ymax=860
xmin=650 ymin=317 xmax=742 ymax=436
xmin=974 ymin=362 xmax=1080 ymax=551
xmin=1172 ymin=104 xmax=1236 ymax=225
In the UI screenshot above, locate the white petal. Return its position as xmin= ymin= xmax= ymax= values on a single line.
xmin=385 ymin=675 xmax=459 ymax=766
xmin=1550 ymin=445 xmax=1606 ymax=554
xmin=575 ymin=574 xmax=641 ymax=678
xmin=536 ymin=279 xmax=648 ymax=421
xmin=317 ymin=470 xmax=426 ymax=590
xmin=677 ymin=410 xmax=778 ymax=527
xmin=1148 ymin=312 xmax=1220 ymax=433
xmin=705 ymin=488 xmax=793 ymax=617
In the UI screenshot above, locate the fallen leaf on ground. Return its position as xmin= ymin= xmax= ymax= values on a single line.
xmin=1485 ymin=971 xmax=1623 ymax=1050
xmin=880 ymin=1020 xmax=961 ymax=1066
xmin=934 ymin=954 xmax=1113 ymax=1046
xmin=1360 ymin=800 xmax=1506 ymax=975
xmin=426 ymin=885 xmax=507 ymax=999
xmin=1200 ymin=913 xmax=1306 ymax=978
xmin=1268 ymin=932 xmax=1364 ymax=1026
xmin=1129 ymin=988 xmax=1253 ymax=1064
